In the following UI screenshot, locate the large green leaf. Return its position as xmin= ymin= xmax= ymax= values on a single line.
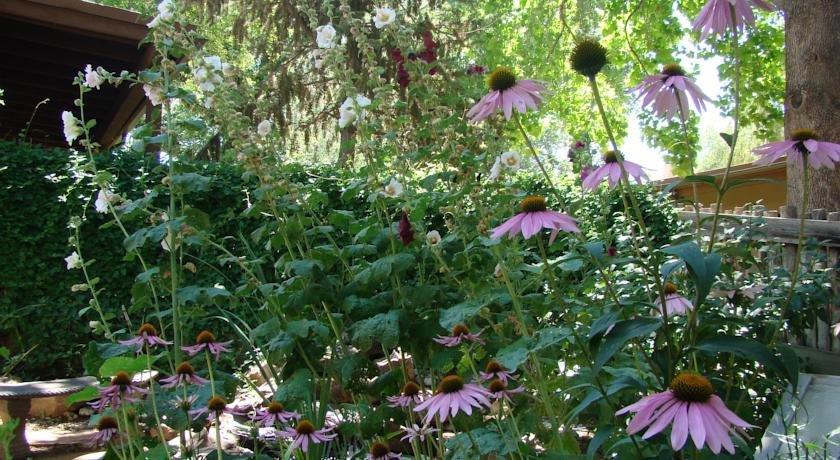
xmin=439 ymin=299 xmax=486 ymax=330
xmin=593 ymin=318 xmax=661 ymax=371
xmin=99 ymin=356 xmax=148 ymax=378
xmin=351 ymin=310 xmax=402 ymax=351
xmin=695 ymin=335 xmax=795 ymax=384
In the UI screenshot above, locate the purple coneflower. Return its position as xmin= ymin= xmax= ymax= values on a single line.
xmin=633 ymin=64 xmax=711 ymax=121
xmin=413 ymin=375 xmax=492 ymax=424
xmin=433 ymin=324 xmax=485 ymax=347
xmin=253 ymin=401 xmax=301 ymax=426
xmin=480 ymin=360 xmax=518 ymax=385
xmin=489 ymin=195 xmax=579 ymax=244
xmin=90 ymin=372 xmax=147 ymax=411
xmin=88 ymin=416 xmax=119 ymax=447
xmin=582 ymin=151 xmax=647 ymax=190
xmin=693 ymin=0 xmax=776 ymax=39
xmin=616 ymin=372 xmax=754 ymax=454
xmin=367 ymin=441 xmax=401 ymax=459
xmin=656 ymin=282 xmax=694 ymax=316
xmin=119 ymin=323 xmax=172 ymax=351
xmin=189 ymin=395 xmax=245 ymax=422
xmin=182 ymin=330 xmax=233 ymax=360
xmin=466 ymin=67 xmax=546 ymax=123
xmin=400 ymin=423 xmax=438 ymax=443
xmin=174 ymin=393 xmax=198 ymax=411
xmin=486 ymin=379 xmax=526 ymax=403
xmin=160 ymin=362 xmax=209 ymax=388
xmin=753 ymin=129 xmax=840 ymax=170
xmin=387 ymin=381 xmax=424 ymax=408
xmin=278 ymin=420 xmax=337 ymax=453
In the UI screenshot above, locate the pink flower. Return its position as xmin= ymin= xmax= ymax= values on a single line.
xmin=616 ymin=373 xmax=754 ymax=454
xmin=582 ymin=151 xmax=648 ymax=190
xmin=400 ymin=423 xmax=438 ymax=443
xmin=119 ymin=323 xmax=172 ymax=351
xmin=90 ymin=372 xmax=148 ymax=411
xmin=88 ymin=416 xmax=119 ymax=447
xmin=366 ymin=441 xmax=401 ymax=459
xmin=693 ymin=0 xmax=776 ymax=39
xmin=433 ymin=324 xmax=485 ymax=347
xmin=656 ymin=283 xmax=694 ymax=316
xmin=753 ymin=129 xmax=840 ymax=170
xmin=182 ymin=330 xmax=233 ymax=360
xmin=387 ymin=381 xmax=424 ymax=408
xmin=278 ymin=420 xmax=337 ymax=453
xmin=467 ymin=67 xmax=545 ymax=122
xmin=253 ymin=401 xmax=301 ymax=426
xmin=189 ymin=395 xmax=246 ymax=422
xmin=633 ymin=64 xmax=711 ymax=121
xmin=579 ymin=166 xmax=595 ymax=182
xmin=486 ymin=379 xmax=526 ymax=402
xmin=160 ymin=362 xmax=209 ymax=388
xmin=398 ymin=211 xmax=414 ymax=246
xmin=490 ymin=195 xmax=579 ymax=244
xmin=413 ymin=375 xmax=492 ymax=424
xmin=479 ymin=360 xmax=518 ymax=385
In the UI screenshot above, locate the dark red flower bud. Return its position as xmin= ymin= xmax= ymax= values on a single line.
xmin=398 ymin=212 xmax=414 ymax=246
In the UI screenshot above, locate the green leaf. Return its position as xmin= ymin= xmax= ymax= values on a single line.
xmin=445 ymin=427 xmax=518 ymax=460
xmin=587 ymin=425 xmax=617 ymax=459
xmin=170 ymin=172 xmax=211 ymax=193
xmin=593 ymin=317 xmax=661 ymax=371
xmin=695 ymin=335 xmax=794 ymax=383
xmin=274 ymin=369 xmax=314 ymax=407
xmin=351 ymin=310 xmax=402 ymax=351
xmin=439 ymin=299 xmax=486 ymax=330
xmin=286 ymin=319 xmax=329 ymax=340
xmin=496 ymin=336 xmax=532 ymax=370
xmin=99 ymin=356 xmax=148 ymax=378
xmin=67 ymin=386 xmax=99 ymax=405
xmin=662 ymin=242 xmax=720 ymax=306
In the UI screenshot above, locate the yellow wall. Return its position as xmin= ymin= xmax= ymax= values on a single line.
xmin=666 ymin=164 xmax=787 ymax=212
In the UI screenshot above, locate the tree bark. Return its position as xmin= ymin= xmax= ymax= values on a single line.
xmin=783 ymin=0 xmax=840 ymax=211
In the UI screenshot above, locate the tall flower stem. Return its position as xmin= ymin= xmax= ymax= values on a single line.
xmin=589 ymin=74 xmax=675 ymax=381
xmin=205 ymin=350 xmax=217 ymax=397
xmin=513 ymin=112 xmax=557 ymax=193
xmin=706 ymin=10 xmax=742 ymax=253
xmin=493 ymin=251 xmax=563 ymax=446
xmin=145 ymin=346 xmax=172 ymax=459
xmin=214 ymin=417 xmax=223 ymax=460
xmin=769 ymin=163 xmax=810 ymax=347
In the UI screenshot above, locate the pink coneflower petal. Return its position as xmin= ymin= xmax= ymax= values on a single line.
xmin=617 ymin=373 xmax=754 ymax=454
xmin=693 ymin=0 xmax=777 ymax=39
xmin=467 ymin=67 xmax=545 ymax=123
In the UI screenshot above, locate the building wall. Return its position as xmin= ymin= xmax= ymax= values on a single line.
xmin=667 ymin=164 xmax=787 ymax=212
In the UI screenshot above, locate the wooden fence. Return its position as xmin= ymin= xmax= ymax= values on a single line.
xmin=680 ymin=205 xmax=840 ymax=354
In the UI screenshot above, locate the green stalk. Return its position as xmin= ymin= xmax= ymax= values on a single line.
xmin=146 ymin=345 xmax=172 ymax=459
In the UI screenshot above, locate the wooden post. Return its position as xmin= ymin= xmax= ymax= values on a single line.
xmin=780 ymin=205 xmax=798 ymax=274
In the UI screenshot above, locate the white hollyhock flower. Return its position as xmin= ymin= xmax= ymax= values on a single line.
xmin=426 ymin=230 xmax=441 ymax=246
xmin=257 ymin=120 xmax=271 ymax=137
xmin=65 ymin=251 xmax=82 ymax=270
xmin=489 ymin=158 xmax=502 ymax=181
xmin=157 ymin=0 xmax=174 ymax=20
xmin=493 ymin=263 xmax=504 ymax=279
xmin=161 ymin=231 xmax=179 ymax=252
xmin=95 ymin=189 xmax=119 ymax=213
xmin=337 ymin=95 xmax=371 ymax=128
xmin=84 ymin=65 xmax=104 ymax=90
xmin=143 ymin=84 xmax=165 ymax=106
xmin=204 ymin=56 xmax=223 ymax=71
xmin=71 ymin=283 xmax=89 ymax=292
xmin=312 ymin=49 xmax=326 ymax=69
xmin=500 ymin=151 xmax=522 ymax=171
xmin=316 ymin=24 xmax=337 ymax=49
xmin=383 ymin=178 xmax=403 ymax=197
xmin=832 ymin=322 xmax=840 ymax=337
xmin=61 ymin=111 xmax=83 ymax=144
xmin=373 ymin=7 xmax=397 ymax=28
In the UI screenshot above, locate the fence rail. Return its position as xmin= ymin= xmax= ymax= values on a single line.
xmin=679 ymin=205 xmax=840 ymax=354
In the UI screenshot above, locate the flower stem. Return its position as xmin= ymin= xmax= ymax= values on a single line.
xmin=146 ymin=346 xmax=172 ymax=459
xmin=205 ymin=350 xmax=217 ymax=397
xmin=706 ymin=10 xmax=742 ymax=253
xmin=513 ymin=112 xmax=557 ymax=192
xmin=769 ymin=163 xmax=809 ymax=347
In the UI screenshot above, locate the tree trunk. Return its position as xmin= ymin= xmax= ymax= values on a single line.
xmin=784 ymin=0 xmax=840 ymax=211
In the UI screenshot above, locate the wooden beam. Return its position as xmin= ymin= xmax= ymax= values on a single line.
xmin=680 ymin=211 xmax=840 ymax=247
xmin=0 ymin=0 xmax=149 ymax=43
